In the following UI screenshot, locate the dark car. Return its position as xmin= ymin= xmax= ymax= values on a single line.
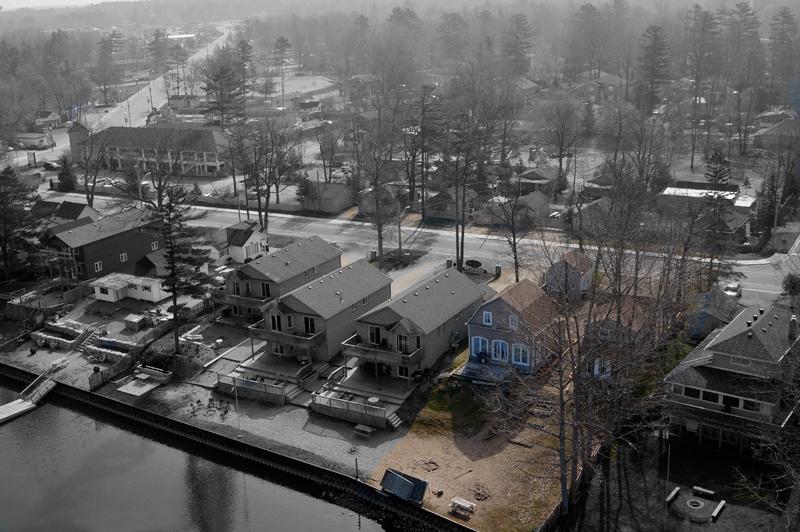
xmin=42 ymin=161 xmax=61 ymax=171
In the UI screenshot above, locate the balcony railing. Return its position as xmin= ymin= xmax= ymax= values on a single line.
xmin=312 ymin=392 xmax=387 ymax=419
xmin=248 ymin=319 xmax=324 ymax=349
xmin=213 ymin=290 xmax=272 ymax=309
xmin=666 ymin=394 xmax=776 ymax=425
xmin=341 ymin=334 xmax=424 ymax=366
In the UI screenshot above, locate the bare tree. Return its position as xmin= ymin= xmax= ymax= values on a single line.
xmin=314 ymin=118 xmax=344 ymax=183
xmin=541 ymin=97 xmax=582 ymax=197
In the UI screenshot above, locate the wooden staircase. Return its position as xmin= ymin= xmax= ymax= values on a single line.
xmin=387 ymin=412 xmax=403 ymax=431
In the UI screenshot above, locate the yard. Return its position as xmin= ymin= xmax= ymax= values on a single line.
xmin=369 ymin=379 xmax=564 ymax=531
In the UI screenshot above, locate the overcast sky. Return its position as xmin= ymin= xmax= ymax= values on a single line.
xmin=2 ymin=0 xmax=133 ymax=10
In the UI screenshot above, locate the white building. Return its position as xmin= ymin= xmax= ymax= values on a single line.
xmin=91 ymin=273 xmax=168 ymax=303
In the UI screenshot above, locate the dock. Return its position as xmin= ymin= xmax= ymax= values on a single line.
xmin=0 ymin=358 xmax=64 ymax=425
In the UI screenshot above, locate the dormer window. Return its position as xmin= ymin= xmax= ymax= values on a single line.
xmin=509 ymin=315 xmax=519 ymax=330
xmin=483 ymin=311 xmax=493 ymax=326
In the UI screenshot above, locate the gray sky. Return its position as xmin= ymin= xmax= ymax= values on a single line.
xmin=2 ymin=0 xmax=134 ymax=10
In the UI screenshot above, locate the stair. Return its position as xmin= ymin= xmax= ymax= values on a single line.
xmin=387 ymin=412 xmax=403 ymax=431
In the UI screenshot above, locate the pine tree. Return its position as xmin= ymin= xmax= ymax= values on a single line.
xmin=502 ymin=14 xmax=536 ymax=77
xmin=769 ymin=7 xmax=799 ymax=103
xmin=157 ymin=186 xmax=210 ymax=356
xmin=0 ymin=166 xmax=38 ymax=279
xmin=273 ymin=36 xmax=291 ymax=108
xmin=202 ymin=46 xmax=244 ymax=127
xmin=720 ymin=2 xmax=764 ymax=90
xmin=635 ymin=25 xmax=670 ymax=112
xmin=147 ymin=29 xmax=169 ymax=73
xmin=235 ymin=39 xmax=254 ymax=102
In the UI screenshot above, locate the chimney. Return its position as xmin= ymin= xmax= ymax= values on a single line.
xmin=790 ymin=315 xmax=798 ymax=341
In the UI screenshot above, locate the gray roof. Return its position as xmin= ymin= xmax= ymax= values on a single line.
xmin=55 ymin=201 xmax=94 ymax=221
xmin=356 ymin=268 xmax=484 ymax=335
xmin=705 ymin=304 xmax=797 ymax=362
xmin=279 ymin=259 xmax=391 ymax=319
xmin=237 ymin=236 xmax=341 ymax=283
xmin=49 ymin=209 xmax=157 ymax=249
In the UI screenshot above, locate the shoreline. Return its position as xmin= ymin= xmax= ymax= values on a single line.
xmin=0 ymin=360 xmax=471 ymax=532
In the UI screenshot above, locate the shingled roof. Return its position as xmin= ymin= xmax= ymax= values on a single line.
xmin=278 ymin=259 xmax=391 ymax=320
xmin=237 ymin=236 xmax=341 ymax=283
xmin=357 ymin=268 xmax=484 ymax=335
xmin=48 ymin=208 xmax=157 ymax=249
xmin=54 ymin=201 xmax=94 ymax=221
xmin=704 ymin=304 xmax=798 ymax=362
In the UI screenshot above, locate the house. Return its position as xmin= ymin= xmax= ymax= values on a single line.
xmin=472 ymin=191 xmax=548 ymax=226
xmin=458 ymin=279 xmax=558 ymax=384
xmin=321 ymin=268 xmax=484 ymax=428
xmin=657 ymin=180 xmax=740 ymax=214
xmin=694 ymin=208 xmax=750 ymax=244
xmin=298 ymin=181 xmax=354 ymax=214
xmin=250 ymin=258 xmax=392 ymax=363
xmin=424 ymin=187 xmax=480 ymax=222
xmin=68 ymin=125 xmax=228 ymax=177
xmin=756 ymin=109 xmax=796 ymax=128
xmin=664 ymin=304 xmax=800 ymax=456
xmin=582 ymin=297 xmax=652 ymax=380
xmin=685 ymin=289 xmax=741 ymax=340
xmin=751 ymin=118 xmax=799 ymax=151
xmin=569 ymin=70 xmax=626 ymax=103
xmin=543 ymin=249 xmax=592 ymax=302
xmin=342 ymin=267 xmax=484 ymax=381
xmin=512 ymin=167 xmax=560 ymax=196
xmin=53 ymin=201 xmax=100 ymax=224
xmin=43 ymin=208 xmax=162 ymax=281
xmin=223 ymin=220 xmax=268 ymax=264
xmin=168 ymin=94 xmax=204 ymax=112
xmin=90 ymin=272 xmax=168 ymax=303
xmin=216 ymin=236 xmax=342 ymax=318
xmin=33 ymin=110 xmax=61 ymax=129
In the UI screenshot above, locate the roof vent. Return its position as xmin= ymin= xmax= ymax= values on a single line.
xmin=329 ymin=275 xmax=334 ymax=279
xmin=444 ymin=273 xmax=449 ymax=277
xmin=414 ymin=292 xmax=418 ymax=296
xmin=435 ymin=279 xmax=439 ymax=283
xmin=402 ymin=299 xmax=407 ymax=303
xmin=339 ymin=270 xmax=343 ymax=274
xmin=285 ymin=261 xmax=290 ymax=265
xmin=746 ymin=321 xmax=751 ymax=327
xmin=348 ymin=265 xmax=352 ymax=269
xmin=451 ymin=291 xmax=455 ymax=294
xmin=319 ymin=279 xmax=324 ymax=283
xmin=753 ymin=314 xmax=758 ymax=321
xmin=297 ymin=242 xmax=301 ymax=246
xmin=762 ymin=328 xmax=767 ymax=333
xmin=748 ymin=332 xmax=753 ymax=338
xmin=774 ymin=315 xmax=779 ymax=320
xmin=335 ymin=291 xmax=340 ymax=295
xmin=769 ymin=322 xmax=773 ymax=327
xmin=760 ymin=308 xmax=765 ymax=314
xmin=271 ymin=253 xmax=277 ymax=257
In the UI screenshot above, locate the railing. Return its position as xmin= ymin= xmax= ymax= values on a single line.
xmin=312 ymin=393 xmax=387 ymax=419
xmin=213 ymin=291 xmax=272 ymax=308
xmin=341 ymin=334 xmax=424 ymax=366
xmin=217 ymin=374 xmax=286 ymax=399
xmin=248 ymin=321 xmax=324 ymax=349
xmin=666 ymin=395 xmax=775 ymax=425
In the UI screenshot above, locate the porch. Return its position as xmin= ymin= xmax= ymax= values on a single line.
xmin=248 ymin=320 xmax=324 ymax=358
xmin=342 ymin=333 xmax=424 ymax=367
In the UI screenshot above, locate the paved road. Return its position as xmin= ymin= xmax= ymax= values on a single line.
xmin=96 ymin=28 xmax=232 ymax=131
xmin=39 ymin=189 xmax=788 ymax=301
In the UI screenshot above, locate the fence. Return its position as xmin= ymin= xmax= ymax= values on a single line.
xmin=88 ymin=354 xmax=135 ymax=391
xmin=311 ymin=393 xmax=387 ymax=421
xmin=216 ymin=374 xmax=287 ymax=405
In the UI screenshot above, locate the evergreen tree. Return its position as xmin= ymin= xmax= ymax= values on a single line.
xmin=156 ymin=186 xmax=210 ymax=356
xmin=202 ymin=46 xmax=244 ymax=127
xmin=0 ymin=166 xmax=38 ymax=279
xmin=769 ymin=7 xmax=799 ymax=103
xmin=502 ymin=13 xmax=535 ymax=77
xmin=235 ymin=38 xmax=254 ymax=103
xmin=56 ymin=155 xmax=75 ymax=192
xmin=720 ymin=2 xmax=765 ymax=90
xmin=147 ymin=29 xmax=169 ymax=73
xmin=273 ymin=36 xmax=291 ymax=107
xmin=635 ymin=25 xmax=670 ymax=112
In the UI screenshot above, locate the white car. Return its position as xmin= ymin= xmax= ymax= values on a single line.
xmin=549 ymin=211 xmax=562 ymax=219
xmin=722 ymin=282 xmax=742 ymax=298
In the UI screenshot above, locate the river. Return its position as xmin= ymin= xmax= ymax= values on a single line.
xmin=0 ymin=384 xmax=383 ymax=532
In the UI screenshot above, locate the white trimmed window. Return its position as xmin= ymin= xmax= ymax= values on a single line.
xmin=491 ymin=340 xmax=509 ymax=362
xmin=119 ymin=252 xmax=128 ymax=263
xmin=151 ymin=241 xmax=159 ymax=250
xmin=93 ymin=261 xmax=103 ymax=273
xmin=483 ymin=311 xmax=493 ymax=326
xmin=511 ymin=344 xmax=530 ymax=366
xmin=509 ymin=314 xmax=519 ymax=330
xmin=471 ymin=336 xmax=488 ymax=356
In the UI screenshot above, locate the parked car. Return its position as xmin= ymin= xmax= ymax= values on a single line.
xmin=42 ymin=161 xmax=61 ymax=171
xmin=721 ymin=281 xmax=742 ymax=298
xmin=549 ymin=211 xmax=562 ymax=219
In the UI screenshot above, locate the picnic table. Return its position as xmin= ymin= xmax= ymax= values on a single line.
xmin=353 ymin=424 xmax=376 ymax=439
